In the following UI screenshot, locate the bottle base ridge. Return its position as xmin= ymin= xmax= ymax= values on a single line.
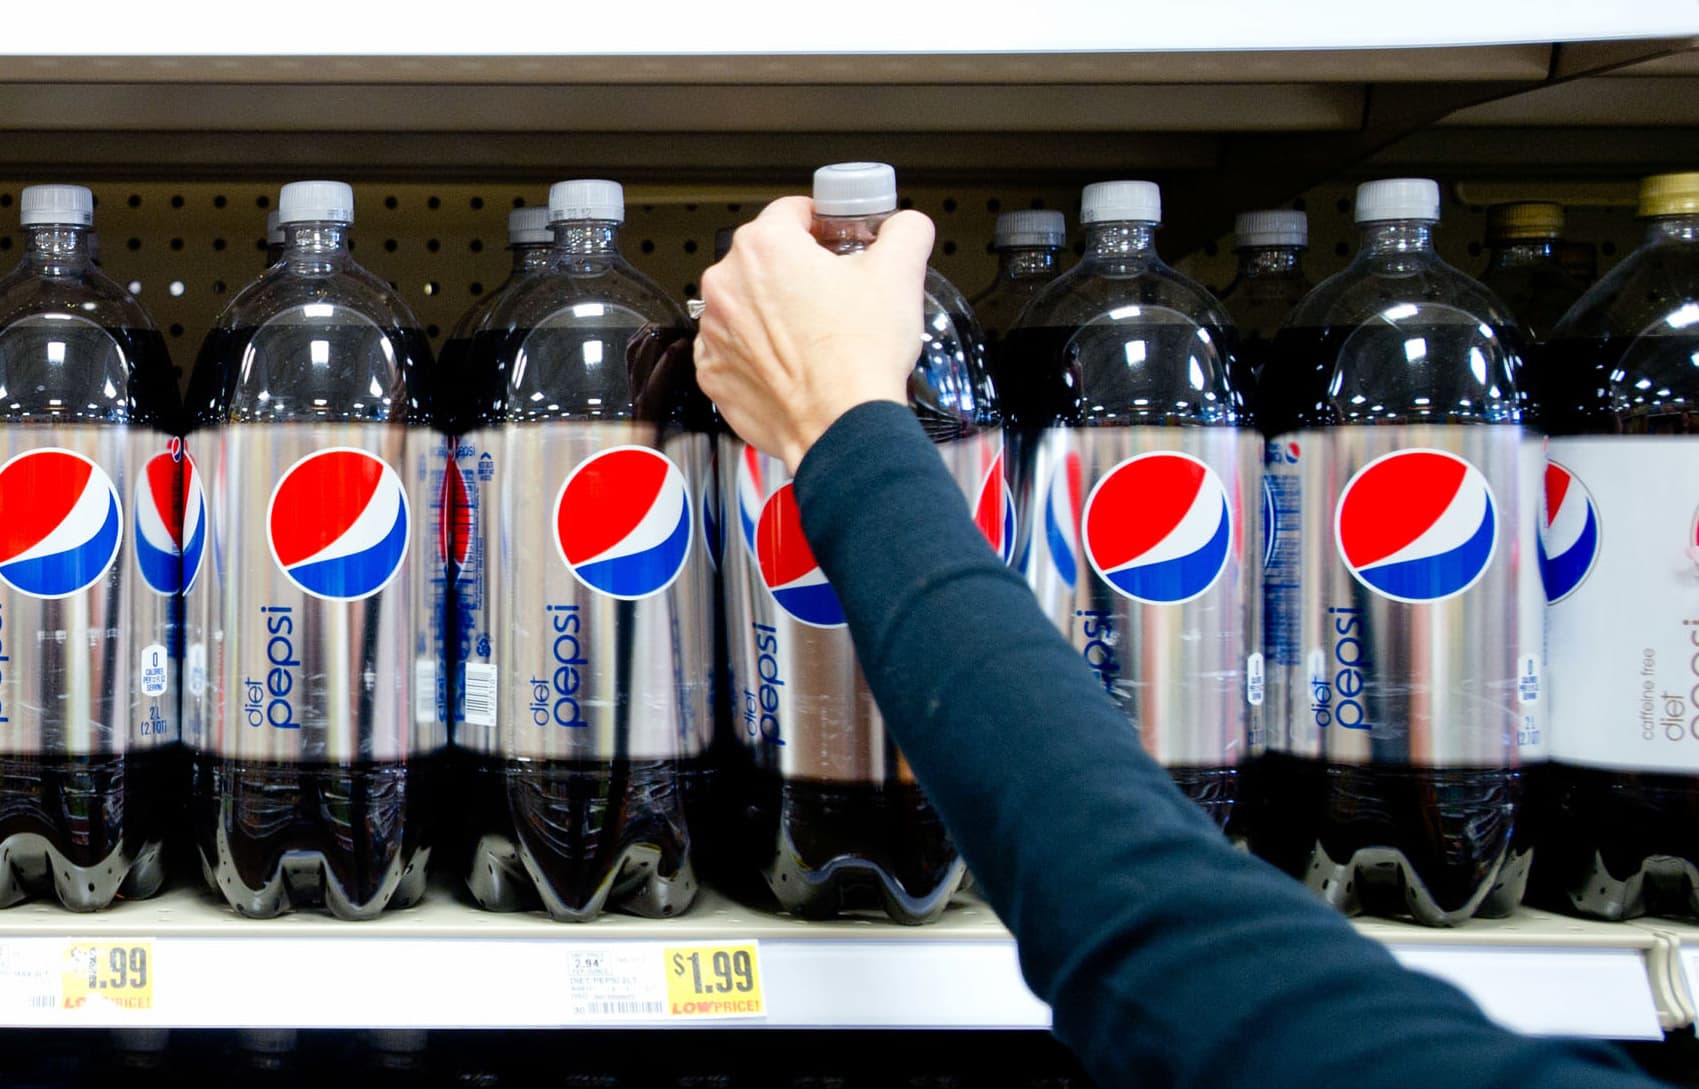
xmin=458 ymin=754 xmax=699 ymax=922
xmin=1536 ymin=764 xmax=1699 ymax=921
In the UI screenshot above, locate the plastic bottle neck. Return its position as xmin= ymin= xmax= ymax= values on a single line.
xmin=997 ymin=246 xmax=1061 ymax=279
xmin=1644 ymin=215 xmax=1699 ymax=246
xmin=812 ymin=212 xmax=889 ymax=255
xmin=1234 ymin=245 xmax=1305 ymax=278
xmin=1084 ymin=222 xmax=1158 ymax=258
xmin=281 ymin=222 xmax=351 ymax=272
xmin=1358 ymin=219 xmax=1436 ymax=255
xmin=551 ymin=221 xmax=621 ymax=255
xmin=24 ymin=224 xmax=93 ymax=273
xmin=1485 ymin=237 xmax=1559 ymax=270
xmin=512 ymin=241 xmax=554 ymax=271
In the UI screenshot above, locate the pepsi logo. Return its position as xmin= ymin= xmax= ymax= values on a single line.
xmin=134 ymin=447 xmax=194 ymax=595
xmin=268 ymin=448 xmax=411 ymax=601
xmin=554 ymin=446 xmax=691 ymax=600
xmin=756 ymin=483 xmax=844 ymax=627
xmin=974 ymin=450 xmax=1016 ymax=565
xmin=1044 ymin=451 xmax=1084 ymax=589
xmin=438 ymin=457 xmax=473 ymax=578
xmin=181 ymin=453 xmax=207 ymax=593
xmin=1539 ymin=461 xmax=1599 ymax=604
xmin=0 ymin=448 xmax=122 ymax=599
xmin=736 ymin=443 xmax=766 ymax=557
xmin=1082 ymin=451 xmax=1232 ymax=605
xmin=1335 ymin=448 xmax=1498 ymax=604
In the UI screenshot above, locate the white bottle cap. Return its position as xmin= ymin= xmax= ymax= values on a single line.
xmin=20 ymin=185 xmax=94 ymax=228
xmin=994 ymin=209 xmax=1066 ymax=249
xmin=508 ymin=205 xmax=553 ymax=244
xmin=1354 ymin=178 xmax=1440 ymax=224
xmin=548 ymin=179 xmax=624 ymax=224
xmin=1080 ymin=181 xmax=1161 ymax=225
xmin=278 ymin=180 xmax=355 ymax=225
xmin=812 ymin=162 xmax=898 ymax=217
xmin=266 ymin=209 xmax=284 ymax=245
xmin=1234 ymin=209 xmax=1308 ymax=249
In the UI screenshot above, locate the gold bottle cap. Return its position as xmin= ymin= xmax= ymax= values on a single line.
xmin=1486 ymin=201 xmax=1564 ymax=240
xmin=1639 ymin=172 xmax=1699 ymax=217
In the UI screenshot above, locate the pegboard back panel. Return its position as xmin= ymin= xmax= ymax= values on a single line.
xmin=0 ymin=178 xmax=1648 ymax=379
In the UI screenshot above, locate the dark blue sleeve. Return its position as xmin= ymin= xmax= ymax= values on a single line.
xmin=793 ymin=400 xmax=1658 ymax=1089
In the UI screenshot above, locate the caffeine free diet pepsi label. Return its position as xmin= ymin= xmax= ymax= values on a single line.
xmin=724 ymin=431 xmax=1015 ymax=782
xmin=0 ymin=428 xmax=179 ymax=753
xmin=454 ymin=424 xmax=713 ymax=762
xmin=1264 ymin=426 xmax=1534 ymax=768
xmin=1545 ymin=437 xmax=1699 ymax=772
xmin=204 ymin=425 xmax=442 ymax=763
xmin=1017 ymin=427 xmax=1260 ymax=768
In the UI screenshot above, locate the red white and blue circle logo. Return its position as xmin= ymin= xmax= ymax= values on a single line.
xmin=974 ymin=450 xmax=1016 ymax=566
xmin=736 ymin=443 xmax=767 ymax=558
xmin=268 ymin=448 xmax=411 ymax=601
xmin=1082 ymin=451 xmax=1232 ymax=605
xmin=134 ymin=440 xmax=204 ymax=595
xmin=1335 ymin=448 xmax=1498 ymax=604
xmin=0 ymin=448 xmax=122 ymax=599
xmin=1044 ymin=451 xmax=1084 ymax=589
xmin=554 ymin=446 xmax=691 ymax=600
xmin=438 ymin=457 xmax=473 ymax=580
xmin=1538 ymin=461 xmax=1599 ymax=604
xmin=756 ymin=483 xmax=844 ymax=627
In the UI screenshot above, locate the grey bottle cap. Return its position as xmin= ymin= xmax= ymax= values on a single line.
xmin=812 ymin=162 xmax=898 ymax=216
xmin=995 ymin=209 xmax=1066 ymax=249
xmin=549 ymin=179 xmax=625 ymax=224
xmin=1234 ymin=210 xmax=1308 ymax=249
xmin=508 ymin=205 xmax=553 ymax=244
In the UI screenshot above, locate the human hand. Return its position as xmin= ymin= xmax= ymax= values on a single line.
xmin=694 ymin=195 xmax=935 ymax=473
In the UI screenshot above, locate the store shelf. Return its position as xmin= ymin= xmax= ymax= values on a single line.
xmin=0 ymin=885 xmax=1677 ymax=1037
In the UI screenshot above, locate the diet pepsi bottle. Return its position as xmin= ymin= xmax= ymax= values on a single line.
xmin=1257 ymin=179 xmax=1539 ymax=924
xmin=1000 ymin=180 xmax=1256 ymax=830
xmin=454 ymin=179 xmax=710 ymax=920
xmin=1537 ymin=173 xmax=1699 ymax=919
xmin=721 ymin=162 xmax=998 ymax=922
xmin=1218 ymin=209 xmax=1311 ymax=382
xmin=183 ymin=180 xmax=442 ymax=919
xmin=1479 ymin=202 xmax=1584 ymax=343
xmin=970 ymin=209 xmax=1066 ymax=348
xmin=0 ymin=184 xmax=179 ymax=910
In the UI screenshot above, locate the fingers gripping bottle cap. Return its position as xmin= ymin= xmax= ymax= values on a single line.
xmin=508 ymin=205 xmax=554 ymax=244
xmin=1080 ymin=180 xmax=1161 ymax=226
xmin=1639 ymin=172 xmax=1699 ymax=218
xmin=266 ymin=209 xmax=284 ymax=246
xmin=278 ymin=180 xmax=355 ymax=225
xmin=1486 ymin=202 xmax=1563 ymax=241
xmin=812 ymin=162 xmax=898 ymax=217
xmin=1354 ymin=178 xmax=1440 ymax=224
xmin=548 ymin=179 xmax=625 ymax=224
xmin=20 ymin=184 xmax=94 ymax=227
xmin=994 ymin=209 xmax=1066 ymax=249
xmin=1234 ymin=209 xmax=1309 ymax=249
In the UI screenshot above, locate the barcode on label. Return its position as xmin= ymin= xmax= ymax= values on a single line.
xmin=464 ymin=663 xmax=498 ymax=727
xmin=579 ymin=1000 xmax=665 ymax=1016
xmin=28 ymin=994 xmax=54 ymax=1010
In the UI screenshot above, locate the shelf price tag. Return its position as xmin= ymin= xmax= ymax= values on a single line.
xmin=663 ymin=942 xmax=764 ymax=1019
xmin=62 ymin=941 xmax=153 ymax=1011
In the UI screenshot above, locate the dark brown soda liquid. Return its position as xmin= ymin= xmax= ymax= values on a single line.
xmin=737 ymin=767 xmax=964 ymax=925
xmin=458 ymin=754 xmax=698 ymax=920
xmin=190 ymin=752 xmax=439 ymax=921
xmin=0 ymin=747 xmax=179 ymax=910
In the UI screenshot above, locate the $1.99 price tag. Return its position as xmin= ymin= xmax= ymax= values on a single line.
xmin=62 ymin=941 xmax=153 ymax=1010
xmin=663 ymin=942 xmax=764 ymax=1018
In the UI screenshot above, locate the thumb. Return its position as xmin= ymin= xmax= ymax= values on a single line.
xmin=866 ymin=209 xmax=936 ymax=278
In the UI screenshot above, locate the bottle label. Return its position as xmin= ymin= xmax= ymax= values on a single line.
xmin=0 ymin=427 xmax=179 ymax=754
xmin=722 ymin=429 xmax=1004 ymax=782
xmin=200 ymin=424 xmax=444 ymax=763
xmin=455 ymin=423 xmax=713 ymax=762
xmin=1546 ymin=436 xmax=1699 ymax=771
xmin=1264 ymin=425 xmax=1534 ymax=768
xmin=1013 ymin=426 xmax=1261 ymax=768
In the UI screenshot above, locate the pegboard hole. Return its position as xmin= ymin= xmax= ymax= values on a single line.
xmin=256 ymin=195 xmax=270 ymax=209
xmin=726 ymin=203 xmax=742 ymax=213
xmin=170 ymin=195 xmax=184 ymax=209
xmin=1467 ymin=241 xmax=1482 ymax=258
xmin=169 ymin=238 xmax=184 ymax=251
xmin=469 ymin=239 xmax=483 ymax=253
xmin=512 ymin=197 xmax=526 ymax=209
xmin=426 ymin=323 xmax=440 ymax=338
xmin=213 ymin=194 xmax=227 ymax=209
xmin=683 ymin=240 xmax=698 ymax=255
xmin=986 ymin=198 xmax=1001 ymax=213
xmin=641 ymin=240 xmax=656 ymax=254
xmin=424 ymin=281 xmax=440 ymax=296
xmin=127 ymin=194 xmax=141 ymax=209
xmin=1030 ymin=198 xmax=1046 ymax=210
xmin=212 ymin=280 xmax=226 ymax=295
xmin=0 ymin=194 xmax=12 ymax=208
xmin=684 ymin=282 xmax=698 ymax=298
xmin=426 ymin=239 xmax=440 ymax=253
xmin=384 ymin=196 xmax=399 ymax=210
xmin=898 ymin=197 xmax=915 ymax=210
xmin=470 ymin=196 xmax=484 ymax=210
xmin=212 ymin=238 xmax=226 ymax=251
xmin=427 ymin=196 xmax=441 ymax=210
xmin=168 ymin=323 xmax=184 ymax=338
xmin=385 ymin=239 xmax=398 ymax=253
xmin=942 ymin=241 xmax=957 ymax=256
xmin=0 ymin=237 xmax=11 ymax=251
xmin=127 ymin=238 xmax=141 ymax=251
xmin=942 ymin=199 xmax=957 ymax=213
xmin=1335 ymin=197 xmax=1351 ymax=214
xmin=1334 ymin=241 xmax=1350 ymax=257
xmin=469 ymin=282 xmax=484 ymax=296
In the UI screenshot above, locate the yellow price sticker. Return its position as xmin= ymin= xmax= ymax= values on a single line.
xmin=663 ymin=942 xmax=764 ymax=1018
xmin=62 ymin=941 xmax=153 ymax=1011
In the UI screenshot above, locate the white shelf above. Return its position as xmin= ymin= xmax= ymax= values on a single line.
xmin=0 ymin=885 xmax=1676 ymax=1037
